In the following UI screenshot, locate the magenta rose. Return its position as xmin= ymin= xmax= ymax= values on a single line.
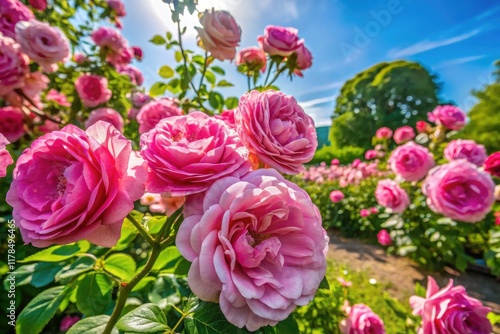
xmin=136 ymin=98 xmax=182 ymax=135
xmin=235 ymin=90 xmax=318 ymax=174
xmin=85 ymin=108 xmax=124 ymax=132
xmin=375 ymin=127 xmax=392 ymax=139
xmin=444 ymin=139 xmax=487 ymax=166
xmin=0 ymin=0 xmax=33 ymax=38
xmin=428 ymin=105 xmax=466 ymax=130
xmin=106 ymin=0 xmax=125 ymax=17
xmin=15 ymin=20 xmax=70 ymax=72
xmin=377 ymin=229 xmax=392 ymax=246
xmin=258 ymin=25 xmax=300 ymax=57
xmin=416 ymin=120 xmax=431 ymax=133
xmin=389 ymin=141 xmax=434 ymax=182
xmin=294 ymin=41 xmax=312 ymax=72
xmin=75 ymin=74 xmax=112 ymax=107
xmin=393 ymin=126 xmax=415 ymax=144
xmin=365 ymin=149 xmax=379 ymax=160
xmin=236 ymin=46 xmax=267 ymax=73
xmin=0 ymin=106 xmax=24 ymax=142
xmin=117 ymin=64 xmax=143 ymax=85
xmin=59 ymin=315 xmax=80 ymax=332
xmin=0 ymin=34 xmax=29 ymax=96
xmin=0 ymin=133 xmax=13 ymax=178
xmin=6 ymin=121 xmax=147 ymax=247
xmin=422 ymin=160 xmax=495 ymax=223
xmin=132 ymin=46 xmax=143 ymax=60
xmin=410 ymin=276 xmax=492 ymax=334
xmin=484 ymin=152 xmax=500 ymax=178
xmin=140 ymin=112 xmax=250 ymax=196
xmin=340 ymin=304 xmax=385 ymax=334
xmin=360 ymin=208 xmax=370 ymax=217
xmin=45 ymin=89 xmax=71 ymax=107
xmin=330 ymin=190 xmax=344 ymax=203
xmin=28 ymin=0 xmax=46 ymax=11
xmin=176 ymin=169 xmax=328 ymax=331
xmin=375 ymin=179 xmax=410 ymax=214
xmin=195 ymin=9 xmax=241 ymax=61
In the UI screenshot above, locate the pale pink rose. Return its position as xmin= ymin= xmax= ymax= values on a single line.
xmin=428 ymin=105 xmax=466 ymax=130
xmin=340 ymin=304 xmax=385 ymax=334
xmin=375 ymin=127 xmax=392 ymax=139
xmin=294 ymin=41 xmax=312 ymax=77
xmin=235 ymin=90 xmax=318 ymax=174
xmin=393 ymin=126 xmax=415 ymax=144
xmin=22 ymin=71 xmax=48 ymax=98
xmin=495 ymin=185 xmax=500 ymax=201
xmin=6 ymin=121 xmax=147 ymax=247
xmin=0 ymin=35 xmax=29 ymax=96
xmin=258 ymin=25 xmax=300 ymax=57
xmin=337 ymin=277 xmax=352 ymax=287
xmin=75 ymin=74 xmax=112 ymax=107
xmin=0 ymin=133 xmax=13 ymax=178
xmin=28 ymin=0 xmax=46 ymax=11
xmin=365 ymin=149 xmax=378 ymax=160
xmin=0 ymin=0 xmax=33 ymax=38
xmin=330 ymin=190 xmax=344 ymax=203
xmin=85 ymin=108 xmax=124 ymax=132
xmin=389 ymin=141 xmax=434 ymax=182
xmin=375 ymin=179 xmax=410 ymax=214
xmin=117 ymin=64 xmax=143 ymax=85
xmin=377 ymin=229 xmax=392 ymax=246
xmin=91 ymin=26 xmax=126 ymax=51
xmin=136 ymin=98 xmax=182 ymax=135
xmin=59 ymin=315 xmax=80 ymax=332
xmin=140 ymin=112 xmax=250 ymax=196
xmin=15 ymin=20 xmax=70 ymax=72
xmin=444 ymin=139 xmax=487 ymax=166
xmin=176 ymin=169 xmax=328 ymax=331
xmin=106 ymin=0 xmax=125 ymax=17
xmin=410 ymin=276 xmax=492 ymax=334
xmin=140 ymin=193 xmax=185 ymax=215
xmin=422 ymin=160 xmax=495 ymax=223
xmin=352 ymin=159 xmax=361 ymax=168
xmin=196 ymin=9 xmax=241 ymax=61
xmin=131 ymin=91 xmax=151 ymax=108
xmin=107 ymin=45 xmax=133 ymax=66
xmin=214 ymin=109 xmax=236 ymax=129
xmin=0 ymin=106 xmax=24 ymax=142
xmin=360 ymin=208 xmax=370 ymax=217
xmin=236 ymin=46 xmax=266 ymax=73
xmin=45 ymin=89 xmax=71 ymax=107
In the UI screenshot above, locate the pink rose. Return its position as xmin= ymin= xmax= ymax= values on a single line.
xmin=393 ymin=126 xmax=415 ymax=144
xmin=371 ymin=207 xmax=379 ymax=214
xmin=136 ymin=98 xmax=182 ymax=135
xmin=0 ymin=35 xmax=29 ymax=96
xmin=131 ymin=91 xmax=151 ymax=108
xmin=0 ymin=106 xmax=24 ymax=142
xmin=140 ymin=112 xmax=250 ymax=196
xmin=410 ymin=276 xmax=492 ymax=334
xmin=444 ymin=139 xmax=487 ymax=167
xmin=132 ymin=46 xmax=143 ymax=60
xmin=340 ymin=304 xmax=385 ymax=334
xmin=0 ymin=0 xmax=33 ymax=38
xmin=258 ymin=25 xmax=300 ymax=57
xmin=106 ymin=0 xmax=125 ymax=17
xmin=22 ymin=71 xmax=48 ymax=100
xmin=422 ymin=160 xmax=495 ymax=223
xmin=117 ymin=64 xmax=143 ymax=85
xmin=15 ymin=20 xmax=70 ymax=72
xmin=294 ymin=41 xmax=312 ymax=76
xmin=0 ymin=133 xmax=13 ymax=178
xmin=45 ymin=89 xmax=71 ymax=107
xmin=28 ymin=0 xmax=46 ymax=11
xmin=73 ymin=52 xmax=88 ymax=64
xmin=375 ymin=127 xmax=393 ymax=139
xmin=360 ymin=208 xmax=370 ymax=217
xmin=484 ymin=152 xmax=500 ymax=178
xmin=416 ymin=120 xmax=431 ymax=133
xmin=235 ymin=90 xmax=318 ymax=174
xmin=140 ymin=193 xmax=185 ymax=215
xmin=107 ymin=45 xmax=133 ymax=66
xmin=236 ymin=46 xmax=266 ymax=73
xmin=427 ymin=105 xmax=466 ymax=130
xmin=75 ymin=74 xmax=112 ymax=107
xmin=364 ymin=149 xmax=378 ymax=160
xmin=330 ymin=190 xmax=344 ymax=203
xmin=176 ymin=169 xmax=328 ymax=331
xmin=6 ymin=122 xmax=147 ymax=247
xmin=91 ymin=26 xmax=127 ymax=52
xmin=214 ymin=109 xmax=236 ymax=129
xmin=59 ymin=315 xmax=80 ymax=332
xmin=38 ymin=119 xmax=60 ymax=133
xmin=331 ymin=158 xmax=340 ymax=165
xmin=377 ymin=229 xmax=392 ymax=246
xmin=196 ymin=9 xmax=241 ymax=61
xmin=85 ymin=108 xmax=124 ymax=132
xmin=375 ymin=179 xmax=410 ymax=214
xmin=389 ymin=141 xmax=435 ymax=182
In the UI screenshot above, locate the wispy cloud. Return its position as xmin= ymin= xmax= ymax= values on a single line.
xmin=299 ymin=81 xmax=344 ymax=97
xmin=389 ymin=29 xmax=482 ymax=58
xmin=435 ymin=55 xmax=486 ymax=69
xmin=473 ymin=6 xmax=500 ymax=21
xmin=299 ymin=96 xmax=336 ymax=109
xmin=283 ymin=0 xmax=299 ymax=19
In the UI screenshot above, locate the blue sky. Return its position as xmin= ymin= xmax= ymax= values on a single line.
xmin=120 ymin=0 xmax=500 ymax=127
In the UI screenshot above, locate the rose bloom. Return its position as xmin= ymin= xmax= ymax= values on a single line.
xmin=235 ymin=90 xmax=317 ymax=174
xmin=196 ymin=9 xmax=241 ymax=61
xmin=258 ymin=25 xmax=300 ymax=57
xmin=484 ymin=152 xmax=500 ymax=178
xmin=106 ymin=0 xmax=126 ymax=17
xmin=393 ymin=126 xmax=415 ymax=144
xmin=214 ymin=109 xmax=236 ymax=129
xmin=140 ymin=193 xmax=185 ymax=215
xmin=389 ymin=141 xmax=434 ymax=182
xmin=423 ymin=160 xmax=495 ymax=223
xmin=132 ymin=46 xmax=143 ymax=60
xmin=28 ymin=0 xmax=46 ymax=11
xmin=495 ymin=185 xmax=500 ymax=202
xmin=375 ymin=127 xmax=392 ymax=139
xmin=117 ymin=64 xmax=143 ymax=85
xmin=365 ymin=149 xmax=379 ymax=160
xmin=75 ymin=74 xmax=112 ymax=107
xmin=6 ymin=122 xmax=147 ymax=247
xmin=136 ymin=98 xmax=182 ymax=135
xmin=176 ymin=169 xmax=328 ymax=331
xmin=0 ymin=0 xmax=33 ymax=38
xmin=107 ymin=45 xmax=133 ymax=66
xmin=340 ymin=304 xmax=385 ymax=334
xmin=444 ymin=139 xmax=487 ymax=167
xmin=416 ymin=120 xmax=431 ymax=133
xmin=0 ymin=106 xmax=25 ymax=142
xmin=38 ymin=119 xmax=60 ymax=133
xmin=330 ymin=190 xmax=344 ymax=203
xmin=360 ymin=208 xmax=371 ymax=217
xmin=371 ymin=207 xmax=379 ymax=214
xmin=377 ymin=229 xmax=392 ymax=246
xmin=131 ymin=91 xmax=151 ymax=108
xmin=59 ymin=315 xmax=80 ymax=332
xmin=15 ymin=20 xmax=70 ymax=73
xmin=0 ymin=35 xmax=29 ymax=96
xmin=428 ymin=105 xmax=466 ymax=130
xmin=294 ymin=42 xmax=312 ymax=77
xmin=0 ymin=133 xmax=13 ymax=178
xmin=85 ymin=108 xmax=124 ymax=132
xmin=140 ymin=112 xmax=250 ymax=196
xmin=91 ymin=26 xmax=127 ymax=52
xmin=73 ymin=52 xmax=88 ymax=64
xmin=331 ymin=158 xmax=340 ymax=165
xmin=46 ymin=89 xmax=71 ymax=107
xmin=236 ymin=46 xmax=266 ymax=73
xmin=410 ymin=276 xmax=492 ymax=334
xmin=375 ymin=179 xmax=410 ymax=214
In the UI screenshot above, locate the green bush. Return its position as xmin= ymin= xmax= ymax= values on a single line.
xmin=311 ymin=145 xmax=364 ymax=165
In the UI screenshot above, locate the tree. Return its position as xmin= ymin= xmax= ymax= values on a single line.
xmin=329 ymin=60 xmax=441 ymax=149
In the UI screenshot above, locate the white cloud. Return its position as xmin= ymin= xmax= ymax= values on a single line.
xmin=299 ymin=96 xmax=336 ymax=109
xmin=435 ymin=55 xmax=486 ymax=69
xmin=299 ymin=80 xmax=343 ymax=96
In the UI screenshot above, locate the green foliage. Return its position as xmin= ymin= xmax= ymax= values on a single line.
xmin=67 ymin=315 xmax=117 ymax=334
xmin=311 ymin=145 xmax=364 ymax=165
xmin=116 ymin=304 xmax=169 ymax=333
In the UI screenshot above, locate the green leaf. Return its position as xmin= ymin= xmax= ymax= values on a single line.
xmin=318 ymin=276 xmax=330 ymax=291
xmin=159 ymin=65 xmax=174 ymax=79
xmin=116 ymin=303 xmax=169 ymax=333
xmin=114 ymin=217 xmax=138 ymax=251
xmin=153 ymin=246 xmax=181 ymax=271
xmin=150 ymin=82 xmax=167 ymax=97
xmin=67 ymin=315 xmax=118 ymax=334
xmin=104 ymin=254 xmax=136 ymax=281
xmin=205 ymin=71 xmax=216 ymax=85
xmin=31 ymin=262 xmax=64 ymax=288
xmin=147 ymin=216 xmax=167 ymax=235
xmin=150 ymin=35 xmax=166 ymax=45
xmin=211 ymin=66 xmax=225 ymax=75
xmin=192 ymin=55 xmax=205 ymax=66
xmin=76 ymin=273 xmax=112 ymax=316
xmin=414 ymin=282 xmax=426 ymax=297
xmin=56 ymin=256 xmax=95 ymax=281
xmin=224 ymin=97 xmax=239 ymax=109
xmin=175 ymin=51 xmax=183 ymax=62
xmin=166 ymin=31 xmax=173 ymax=40
xmin=191 ymin=301 xmax=246 ymax=334
xmin=384 ymin=296 xmax=409 ymax=319
xmin=275 ymin=314 xmax=300 ymax=334
xmin=208 ymin=92 xmax=224 ymax=111
xmin=3 ymin=264 xmax=35 ymax=289
xmin=16 ymin=286 xmax=68 ymax=334
xmin=216 ymin=80 xmax=234 ymax=87
xmin=19 ymin=241 xmax=90 ymax=263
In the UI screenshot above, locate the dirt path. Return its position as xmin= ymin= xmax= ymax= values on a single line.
xmin=327 ymin=234 xmax=500 ymax=314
